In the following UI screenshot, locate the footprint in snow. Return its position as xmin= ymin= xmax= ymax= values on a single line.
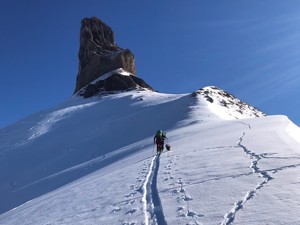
xmin=122 ymin=221 xmax=136 ymax=225
xmin=126 ymin=199 xmax=135 ymax=205
xmin=187 ymin=210 xmax=204 ymax=218
xmin=177 ymin=194 xmax=192 ymax=203
xmin=184 ymin=195 xmax=193 ymax=201
xmin=122 ymin=222 xmax=136 ymax=225
xmin=136 ymin=178 xmax=143 ymax=182
xmin=124 ymin=192 xmax=136 ymax=198
xmin=177 ymin=207 xmax=204 ymax=220
xmin=172 ymin=189 xmax=179 ymax=195
xmin=180 ymin=188 xmax=186 ymax=193
xmin=111 ymin=206 xmax=121 ymax=213
xmin=177 ymin=206 xmax=186 ymax=217
xmin=177 ymin=178 xmax=184 ymax=184
xmin=125 ymin=208 xmax=137 ymax=216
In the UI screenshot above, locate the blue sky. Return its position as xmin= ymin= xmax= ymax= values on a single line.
xmin=1 ymin=1 xmax=300 ymax=128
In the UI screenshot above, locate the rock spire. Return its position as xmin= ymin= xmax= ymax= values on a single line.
xmin=74 ymin=17 xmax=149 ymax=96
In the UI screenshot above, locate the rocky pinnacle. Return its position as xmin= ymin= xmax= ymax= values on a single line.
xmin=74 ymin=17 xmax=136 ymax=93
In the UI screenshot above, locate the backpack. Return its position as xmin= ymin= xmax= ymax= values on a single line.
xmin=155 ymin=130 xmax=164 ymax=144
xmin=156 ymin=130 xmax=162 ymax=138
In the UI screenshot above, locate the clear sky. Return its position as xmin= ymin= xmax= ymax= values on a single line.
xmin=1 ymin=0 xmax=300 ymax=128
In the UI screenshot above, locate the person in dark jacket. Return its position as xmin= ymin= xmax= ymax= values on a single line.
xmin=154 ymin=130 xmax=166 ymax=155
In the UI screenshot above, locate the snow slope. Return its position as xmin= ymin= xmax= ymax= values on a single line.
xmin=1 ymin=87 xmax=300 ymax=225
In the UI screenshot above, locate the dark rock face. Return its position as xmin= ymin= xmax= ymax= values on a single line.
xmin=74 ymin=17 xmax=138 ymax=94
xmin=78 ymin=71 xmax=154 ymax=98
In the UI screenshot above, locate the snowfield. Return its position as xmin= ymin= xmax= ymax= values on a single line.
xmin=1 ymin=87 xmax=300 ymax=225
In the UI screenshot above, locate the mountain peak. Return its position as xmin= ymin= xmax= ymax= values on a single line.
xmin=73 ymin=17 xmax=152 ymax=96
xmin=193 ymin=86 xmax=266 ymax=119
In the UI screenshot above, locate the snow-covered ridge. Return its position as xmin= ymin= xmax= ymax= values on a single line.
xmin=74 ymin=68 xmax=133 ymax=95
xmin=194 ymin=86 xmax=266 ymax=120
xmin=90 ymin=68 xmax=133 ymax=84
xmin=75 ymin=68 xmax=153 ymax=98
xmin=1 ymin=88 xmax=300 ymax=224
xmin=28 ymin=102 xmax=98 ymax=141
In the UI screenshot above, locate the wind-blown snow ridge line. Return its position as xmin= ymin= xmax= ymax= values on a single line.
xmin=221 ymin=123 xmax=273 ymax=225
xmin=142 ymin=155 xmax=167 ymax=225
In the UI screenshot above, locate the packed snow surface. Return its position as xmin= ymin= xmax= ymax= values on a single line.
xmin=1 ymin=88 xmax=300 ymax=225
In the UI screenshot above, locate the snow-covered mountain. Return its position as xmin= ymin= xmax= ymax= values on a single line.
xmin=1 ymin=85 xmax=300 ymax=225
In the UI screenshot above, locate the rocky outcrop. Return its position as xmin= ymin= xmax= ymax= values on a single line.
xmin=74 ymin=17 xmax=143 ymax=94
xmin=193 ymin=86 xmax=266 ymax=118
xmin=77 ymin=69 xmax=153 ymax=98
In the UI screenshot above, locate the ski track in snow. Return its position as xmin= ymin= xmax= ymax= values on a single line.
xmin=141 ymin=151 xmax=204 ymax=225
xmin=142 ymin=154 xmax=167 ymax=225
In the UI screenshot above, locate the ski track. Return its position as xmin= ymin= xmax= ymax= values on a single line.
xmin=142 ymin=154 xmax=167 ymax=225
xmin=129 ymin=131 xmax=277 ymax=225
